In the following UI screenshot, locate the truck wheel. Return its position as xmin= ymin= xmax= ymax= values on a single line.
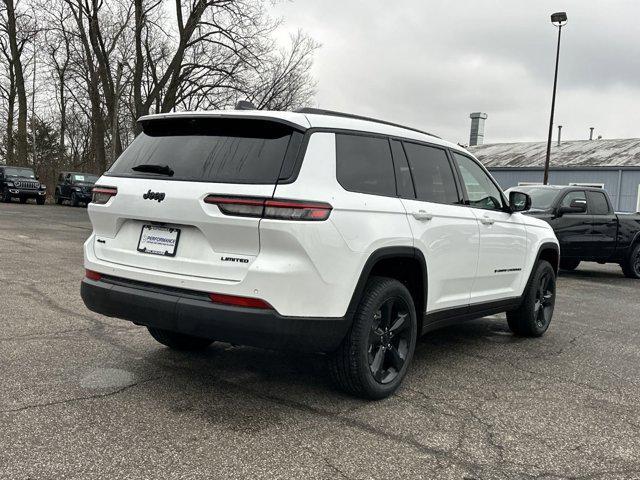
xmin=36 ymin=197 xmax=45 ymax=205
xmin=2 ymin=188 xmax=11 ymax=202
xmin=55 ymin=191 xmax=63 ymax=204
xmin=507 ymin=260 xmax=556 ymax=337
xmin=329 ymin=276 xmax=417 ymax=400
xmin=71 ymin=192 xmax=79 ymax=207
xmin=621 ymin=243 xmax=640 ymax=279
xmin=559 ymin=259 xmax=580 ymax=271
xmin=147 ymin=327 xmax=214 ymax=351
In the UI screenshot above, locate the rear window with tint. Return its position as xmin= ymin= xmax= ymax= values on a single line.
xmin=107 ymin=118 xmax=297 ymax=184
xmin=336 ymin=134 xmax=396 ymax=196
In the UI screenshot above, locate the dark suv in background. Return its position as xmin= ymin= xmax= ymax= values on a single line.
xmin=0 ymin=165 xmax=47 ymax=204
xmin=55 ymin=171 xmax=99 ymax=207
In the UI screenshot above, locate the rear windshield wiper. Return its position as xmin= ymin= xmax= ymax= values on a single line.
xmin=131 ymin=164 xmax=174 ymax=176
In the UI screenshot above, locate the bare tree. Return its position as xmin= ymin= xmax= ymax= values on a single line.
xmin=1 ymin=0 xmax=36 ymax=165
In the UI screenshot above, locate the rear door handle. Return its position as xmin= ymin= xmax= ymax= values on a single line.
xmin=412 ymin=210 xmax=433 ymax=221
xmin=480 ymin=215 xmax=495 ymax=225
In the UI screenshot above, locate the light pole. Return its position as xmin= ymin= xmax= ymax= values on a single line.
xmin=543 ymin=12 xmax=568 ymax=185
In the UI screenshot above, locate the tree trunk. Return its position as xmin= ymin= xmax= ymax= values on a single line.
xmin=4 ymin=0 xmax=28 ymax=165
xmin=5 ymin=63 xmax=16 ymax=165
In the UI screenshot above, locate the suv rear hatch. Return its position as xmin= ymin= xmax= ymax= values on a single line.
xmin=89 ymin=115 xmax=306 ymax=282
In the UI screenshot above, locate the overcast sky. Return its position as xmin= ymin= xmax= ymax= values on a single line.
xmin=270 ymin=0 xmax=640 ymax=145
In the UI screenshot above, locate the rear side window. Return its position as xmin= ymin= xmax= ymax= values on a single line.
xmin=586 ymin=190 xmax=610 ymax=215
xmin=336 ymin=134 xmax=396 ymax=196
xmin=108 ymin=118 xmax=297 ymax=184
xmin=403 ymin=142 xmax=459 ymax=204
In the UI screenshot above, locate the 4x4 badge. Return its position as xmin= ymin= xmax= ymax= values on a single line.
xmin=143 ymin=190 xmax=165 ymax=202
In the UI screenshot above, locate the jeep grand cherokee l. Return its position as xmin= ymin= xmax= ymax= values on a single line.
xmin=81 ymin=109 xmax=560 ymax=399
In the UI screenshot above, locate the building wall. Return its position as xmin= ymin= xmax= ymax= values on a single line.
xmin=488 ymin=168 xmax=640 ymax=213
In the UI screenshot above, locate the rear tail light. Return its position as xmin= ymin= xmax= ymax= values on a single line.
xmin=92 ymin=186 xmax=117 ymax=204
xmin=85 ymin=269 xmax=102 ymax=281
xmin=209 ymin=293 xmax=273 ymax=309
xmin=204 ymin=196 xmax=332 ymax=221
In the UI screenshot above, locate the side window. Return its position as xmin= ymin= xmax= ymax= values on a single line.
xmin=560 ymin=191 xmax=587 ymax=213
xmin=336 ymin=134 xmax=396 ymax=196
xmin=586 ymin=190 xmax=610 ymax=215
xmin=389 ymin=140 xmax=415 ymax=199
xmin=452 ymin=152 xmax=504 ymax=211
xmin=403 ymin=142 xmax=459 ymax=204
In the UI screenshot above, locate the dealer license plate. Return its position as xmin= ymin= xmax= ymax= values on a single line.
xmin=137 ymin=225 xmax=181 ymax=257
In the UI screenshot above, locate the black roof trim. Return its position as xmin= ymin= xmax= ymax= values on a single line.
xmin=296 ymin=108 xmax=440 ymax=139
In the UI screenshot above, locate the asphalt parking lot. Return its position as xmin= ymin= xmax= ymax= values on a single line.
xmin=1 ymin=202 xmax=639 ymax=480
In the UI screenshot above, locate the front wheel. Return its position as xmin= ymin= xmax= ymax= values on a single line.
xmin=71 ymin=192 xmax=79 ymax=207
xmin=621 ymin=243 xmax=640 ymax=279
xmin=147 ymin=327 xmax=214 ymax=351
xmin=36 ymin=196 xmax=45 ymax=205
xmin=2 ymin=188 xmax=11 ymax=202
xmin=329 ymin=276 xmax=417 ymax=400
xmin=507 ymin=260 xmax=556 ymax=337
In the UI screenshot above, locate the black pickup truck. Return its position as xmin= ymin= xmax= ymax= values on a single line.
xmin=0 ymin=165 xmax=47 ymax=204
xmin=507 ymin=185 xmax=640 ymax=278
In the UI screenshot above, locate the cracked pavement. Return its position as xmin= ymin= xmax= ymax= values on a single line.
xmin=1 ymin=203 xmax=639 ymax=479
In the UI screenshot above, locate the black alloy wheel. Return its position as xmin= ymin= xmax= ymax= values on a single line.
xmin=368 ymin=297 xmax=412 ymax=385
xmin=534 ymin=270 xmax=554 ymax=330
xmin=507 ymin=260 xmax=556 ymax=337
xmin=329 ymin=276 xmax=417 ymax=399
xmin=622 ymin=243 xmax=640 ymax=279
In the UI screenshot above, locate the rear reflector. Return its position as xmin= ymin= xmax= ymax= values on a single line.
xmin=204 ymin=195 xmax=332 ymax=221
xmin=85 ymin=269 xmax=102 ymax=281
xmin=209 ymin=293 xmax=273 ymax=310
xmin=92 ymin=186 xmax=117 ymax=204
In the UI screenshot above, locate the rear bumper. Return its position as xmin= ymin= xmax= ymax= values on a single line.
xmin=80 ymin=277 xmax=349 ymax=353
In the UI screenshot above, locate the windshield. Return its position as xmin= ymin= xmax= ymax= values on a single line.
xmin=508 ymin=187 xmax=559 ymax=210
xmin=4 ymin=167 xmax=36 ymax=178
xmin=107 ymin=118 xmax=297 ymax=184
xmin=72 ymin=174 xmax=99 ymax=183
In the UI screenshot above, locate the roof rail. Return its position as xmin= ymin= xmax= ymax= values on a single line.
xmin=295 ymin=108 xmax=440 ymax=139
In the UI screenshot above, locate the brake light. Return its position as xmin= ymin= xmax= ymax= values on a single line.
xmin=209 ymin=293 xmax=273 ymax=309
xmin=92 ymin=186 xmax=117 ymax=204
xmin=85 ymin=269 xmax=102 ymax=281
xmin=204 ymin=196 xmax=332 ymax=221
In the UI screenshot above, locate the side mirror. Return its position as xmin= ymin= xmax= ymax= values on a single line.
xmin=557 ymin=199 xmax=587 ymax=216
xmin=509 ymin=191 xmax=531 ymax=213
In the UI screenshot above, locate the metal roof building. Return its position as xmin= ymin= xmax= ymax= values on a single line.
xmin=469 ymin=138 xmax=640 ymax=213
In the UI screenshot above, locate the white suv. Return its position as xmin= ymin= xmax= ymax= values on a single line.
xmin=81 ymin=108 xmax=559 ymax=399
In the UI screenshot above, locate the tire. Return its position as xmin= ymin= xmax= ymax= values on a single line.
xmin=559 ymin=259 xmax=580 ymax=271
xmin=71 ymin=192 xmax=79 ymax=207
xmin=55 ymin=191 xmax=63 ymax=205
xmin=147 ymin=327 xmax=214 ymax=351
xmin=2 ymin=188 xmax=11 ymax=203
xmin=621 ymin=243 xmax=640 ymax=279
xmin=507 ymin=260 xmax=556 ymax=337
xmin=329 ymin=276 xmax=418 ymax=400
xmin=36 ymin=196 xmax=45 ymax=205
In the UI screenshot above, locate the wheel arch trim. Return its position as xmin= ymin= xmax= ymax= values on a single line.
xmin=345 ymin=246 xmax=427 ymax=326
